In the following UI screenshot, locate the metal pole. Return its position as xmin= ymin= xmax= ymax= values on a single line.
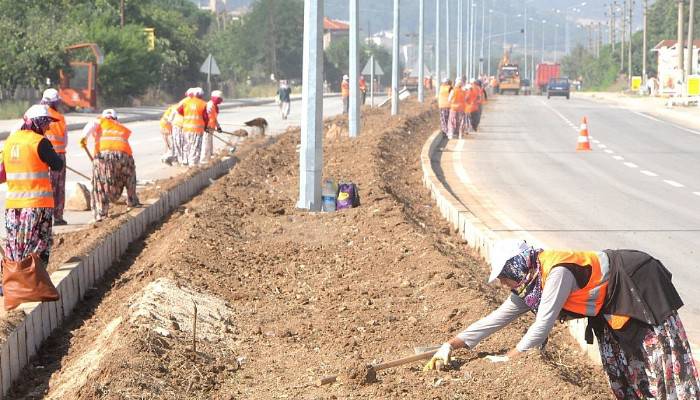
xmin=480 ymin=1 xmax=486 ymax=76
xmin=488 ymin=9 xmax=492 ymax=75
xmin=678 ymin=0 xmax=685 ymax=80
xmin=554 ymin=24 xmax=558 ymax=62
xmin=297 ymin=0 xmax=323 ymax=211
xmin=466 ymin=0 xmax=471 ymax=78
xmin=503 ymin=14 xmax=507 ymax=56
xmin=392 ymin=0 xmax=400 ymax=115
xmin=541 ymin=21 xmax=545 ymax=63
xmin=611 ymin=2 xmax=616 ymax=51
xmin=471 ymin=0 xmax=477 ymax=78
xmin=446 ymin=0 xmax=451 ymax=79
xmin=686 ymin=0 xmax=695 ymax=81
xmin=435 ymin=0 xmax=441 ymax=97
xmin=628 ymin=0 xmax=632 ymax=82
xmin=370 ymin=55 xmax=375 ymax=107
xmin=457 ymin=0 xmax=463 ymax=77
xmin=349 ymin=0 xmax=360 ymax=138
xmin=524 ymin=6 xmax=528 ymax=80
xmin=621 ymin=1 xmax=625 ymax=72
xmin=418 ymin=0 xmax=425 ymax=102
xmin=642 ymin=0 xmax=648 ymax=82
xmin=565 ymin=12 xmax=570 ymax=54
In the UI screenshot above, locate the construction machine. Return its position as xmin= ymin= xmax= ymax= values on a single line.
xmin=59 ymin=43 xmax=104 ymax=111
xmin=497 ymin=49 xmax=521 ymax=95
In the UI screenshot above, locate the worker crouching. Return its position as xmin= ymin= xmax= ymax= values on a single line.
xmin=425 ymin=240 xmax=699 ymax=399
xmin=80 ymin=109 xmax=140 ymax=222
xmin=202 ymin=90 xmax=223 ymax=164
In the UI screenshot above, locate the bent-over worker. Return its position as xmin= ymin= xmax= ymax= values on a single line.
xmin=424 ymin=240 xmax=699 ymax=400
xmin=80 ymin=109 xmax=140 ymax=222
xmin=159 ymin=103 xmax=178 ymax=165
xmin=202 ymin=90 xmax=223 ymax=164
xmin=3 ymin=105 xmax=64 ymax=266
xmin=40 ymin=88 xmax=68 ymax=225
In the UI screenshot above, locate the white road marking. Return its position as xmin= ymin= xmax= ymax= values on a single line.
xmin=597 ymin=144 xmax=607 ymax=148
xmin=664 ymin=180 xmax=685 ymax=188
xmin=623 ymin=162 xmax=638 ymax=168
xmin=612 ymin=155 xmax=624 ymax=160
xmin=631 ymin=111 xmax=662 ymax=122
xmin=604 ymin=149 xmax=614 ymax=154
xmin=640 ymin=170 xmax=658 ymax=177
xmin=694 ymin=192 xmax=700 ymax=197
xmin=631 ymin=110 xmax=700 ymax=136
xmin=592 ymin=139 xmax=601 ymax=144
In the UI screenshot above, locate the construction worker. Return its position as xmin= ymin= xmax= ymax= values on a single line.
xmin=177 ymin=87 xmax=208 ymax=167
xmin=341 ymin=75 xmax=350 ymax=114
xmin=469 ymin=80 xmax=486 ymax=132
xmin=359 ymin=76 xmax=367 ymax=105
xmin=202 ymin=90 xmax=223 ymax=164
xmin=447 ymin=78 xmax=466 ymax=140
xmin=437 ymin=78 xmax=452 ymax=135
xmin=172 ymin=88 xmax=194 ymax=165
xmin=424 ymin=240 xmax=700 ymax=400
xmin=3 ymin=105 xmax=64 ymax=266
xmin=463 ymin=80 xmax=479 ymax=134
xmin=159 ymin=103 xmax=178 ymax=165
xmin=277 ymin=80 xmax=292 ymax=120
xmin=39 ymin=89 xmax=68 ymax=225
xmin=80 ymin=109 xmax=140 ymax=222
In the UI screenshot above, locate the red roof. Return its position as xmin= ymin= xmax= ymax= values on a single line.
xmin=324 ymin=17 xmax=349 ymax=31
xmin=653 ymin=39 xmax=700 ymax=50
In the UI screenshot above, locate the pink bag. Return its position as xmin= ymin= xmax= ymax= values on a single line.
xmin=0 ymin=161 xmax=6 ymax=184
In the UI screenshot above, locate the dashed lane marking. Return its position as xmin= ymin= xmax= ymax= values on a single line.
xmin=640 ymin=170 xmax=658 ymax=177
xmin=664 ymin=180 xmax=685 ymax=188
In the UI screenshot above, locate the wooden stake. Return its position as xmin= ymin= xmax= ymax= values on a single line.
xmin=192 ymin=300 xmax=198 ymax=356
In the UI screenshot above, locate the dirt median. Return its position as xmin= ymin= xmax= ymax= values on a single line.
xmin=7 ymin=99 xmax=612 ymax=399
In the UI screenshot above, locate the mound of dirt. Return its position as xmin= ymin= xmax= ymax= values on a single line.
xmin=7 ymin=99 xmax=613 ymax=399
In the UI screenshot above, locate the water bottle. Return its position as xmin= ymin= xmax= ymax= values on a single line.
xmin=322 ymin=179 xmax=337 ymax=212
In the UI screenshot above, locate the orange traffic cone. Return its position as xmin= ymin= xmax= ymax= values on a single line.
xmin=576 ymin=117 xmax=592 ymax=151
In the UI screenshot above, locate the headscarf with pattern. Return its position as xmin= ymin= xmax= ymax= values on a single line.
xmin=497 ymin=246 xmax=544 ymax=312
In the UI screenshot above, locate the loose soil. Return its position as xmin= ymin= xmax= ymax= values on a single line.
xmin=7 ymin=100 xmax=613 ymax=399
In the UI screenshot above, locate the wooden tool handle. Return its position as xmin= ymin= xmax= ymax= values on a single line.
xmin=317 ymin=350 xmax=437 ymax=386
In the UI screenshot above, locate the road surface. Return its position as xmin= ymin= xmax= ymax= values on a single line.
xmin=438 ymin=94 xmax=700 ymax=353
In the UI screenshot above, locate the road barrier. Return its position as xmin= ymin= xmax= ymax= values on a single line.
xmin=420 ymin=130 xmax=601 ymax=365
xmin=0 ymin=154 xmax=237 ymax=397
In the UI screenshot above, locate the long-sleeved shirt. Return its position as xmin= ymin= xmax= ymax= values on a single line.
xmin=456 ymin=267 xmax=579 ymax=352
xmin=37 ymin=138 xmax=64 ymax=171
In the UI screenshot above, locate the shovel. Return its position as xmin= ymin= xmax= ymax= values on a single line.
xmin=317 ymin=349 xmax=437 ymax=386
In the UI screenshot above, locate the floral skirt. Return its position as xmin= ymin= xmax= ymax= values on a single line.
xmin=447 ymin=110 xmax=464 ymax=138
xmin=91 ymin=151 xmax=139 ymax=218
xmin=4 ymin=208 xmax=54 ymax=263
xmin=49 ymin=153 xmax=66 ymax=220
xmin=598 ymin=311 xmax=700 ymax=400
xmin=439 ymin=108 xmax=450 ymax=134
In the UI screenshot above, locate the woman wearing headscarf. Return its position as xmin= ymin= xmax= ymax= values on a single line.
xmin=437 ymin=78 xmax=452 ymax=136
xmin=447 ymin=78 xmax=466 ymax=140
xmin=2 ymin=105 xmax=64 ymax=269
xmin=40 ymin=89 xmax=68 ymax=225
xmin=424 ymin=239 xmax=699 ymax=400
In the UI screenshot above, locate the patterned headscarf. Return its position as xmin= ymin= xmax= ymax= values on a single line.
xmin=498 ymin=246 xmax=544 ymax=312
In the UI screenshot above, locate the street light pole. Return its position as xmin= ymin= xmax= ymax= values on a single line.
xmin=685 ymin=0 xmax=695 ymax=81
xmin=457 ymin=0 xmax=463 ymax=77
xmin=642 ymin=0 xmax=648 ymax=81
xmin=627 ymin=0 xmax=632 ymax=82
xmin=480 ymin=1 xmax=486 ymax=76
xmin=541 ymin=20 xmax=546 ymax=63
xmin=391 ymin=0 xmax=400 ymax=115
xmin=524 ymin=6 xmax=528 ymax=81
xmin=446 ymin=0 xmax=451 ymax=79
xmin=472 ymin=0 xmax=478 ymax=78
xmin=435 ymin=0 xmax=441 ymax=97
xmin=418 ymin=0 xmax=425 ymax=102
xmin=554 ymin=24 xmax=559 ymax=62
xmin=677 ymin=0 xmax=685 ymax=82
xmin=349 ymin=0 xmax=360 ymax=138
xmin=488 ymin=9 xmax=493 ymax=75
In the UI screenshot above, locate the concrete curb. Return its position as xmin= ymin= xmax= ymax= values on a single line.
xmin=419 ymin=130 xmax=601 ymax=364
xmin=0 ymin=155 xmax=236 ymax=397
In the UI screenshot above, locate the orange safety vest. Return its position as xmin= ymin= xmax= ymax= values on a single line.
xmin=181 ymin=97 xmax=207 ymax=135
xmin=96 ymin=117 xmax=132 ymax=156
xmin=539 ymin=250 xmax=630 ymax=329
xmin=45 ymin=107 xmax=67 ymax=154
xmin=341 ymin=81 xmax=349 ymax=97
xmin=3 ymin=130 xmax=54 ymax=208
xmin=464 ymin=87 xmax=480 ymax=113
xmin=206 ymin=100 xmax=219 ymax=130
xmin=450 ymin=87 xmax=466 ymax=112
xmin=438 ymin=84 xmax=452 ymax=109
xmin=359 ymin=79 xmax=367 ymax=92
xmin=160 ymin=104 xmax=176 ymax=132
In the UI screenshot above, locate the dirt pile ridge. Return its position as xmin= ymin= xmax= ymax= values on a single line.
xmin=8 ymin=100 xmax=612 ymax=399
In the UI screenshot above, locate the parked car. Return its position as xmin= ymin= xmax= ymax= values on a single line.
xmin=547 ymin=77 xmax=570 ymax=99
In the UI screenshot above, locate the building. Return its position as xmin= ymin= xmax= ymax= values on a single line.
xmin=193 ymin=0 xmax=224 ymax=13
xmin=652 ymin=39 xmax=700 ymax=93
xmin=323 ymin=17 xmax=349 ymax=50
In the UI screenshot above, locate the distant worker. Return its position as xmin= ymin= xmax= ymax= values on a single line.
xmin=172 ymin=88 xmax=194 ymax=165
xmin=159 ymin=103 xmax=178 ymax=165
xmin=277 ymin=80 xmax=292 ymax=120
xmin=465 ymin=80 xmax=482 ymax=133
xmin=177 ymin=87 xmax=208 ymax=167
xmin=202 ymin=90 xmax=224 ymax=164
xmin=425 ymin=240 xmax=700 ymax=400
xmin=40 ymin=89 xmax=68 ymax=226
xmin=341 ymin=75 xmax=350 ymax=114
xmin=424 ymin=75 xmax=433 ymax=92
xmin=3 ymin=105 xmax=64 ymax=269
xmin=359 ymin=76 xmax=367 ymax=105
xmin=437 ymin=78 xmax=452 ymax=136
xmin=80 ymin=109 xmax=140 ymax=222
xmin=447 ymin=78 xmax=466 ymax=140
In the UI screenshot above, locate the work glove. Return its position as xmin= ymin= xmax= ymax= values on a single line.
xmin=485 ymin=354 xmax=509 ymax=363
xmin=423 ymin=342 xmax=452 ymax=371
xmin=79 ymin=137 xmax=87 ymax=149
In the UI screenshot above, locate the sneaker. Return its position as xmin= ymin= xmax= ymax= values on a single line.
xmin=53 ymin=218 xmax=68 ymax=226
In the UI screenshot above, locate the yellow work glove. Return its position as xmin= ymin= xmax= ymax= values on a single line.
xmin=79 ymin=137 xmax=87 ymax=149
xmin=423 ymin=342 xmax=452 ymax=371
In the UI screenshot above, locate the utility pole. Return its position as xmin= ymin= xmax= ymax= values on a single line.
xmin=446 ymin=0 xmax=451 ymax=79
xmin=598 ymin=21 xmax=603 ymax=58
xmin=418 ymin=0 xmax=425 ymax=102
xmin=349 ymin=0 xmax=360 ymax=138
xmin=480 ymin=1 xmax=486 ymax=76
xmin=298 ymin=0 xmax=323 ymax=211
xmin=472 ymin=0 xmax=478 ymax=78
xmin=678 ymin=0 xmax=685 ymax=82
xmin=435 ymin=0 xmax=441 ymax=97
xmin=466 ymin=0 xmax=471 ymax=78
xmin=642 ymin=0 xmax=648 ymax=81
xmin=457 ymin=0 xmax=463 ymax=77
xmin=686 ymin=0 xmax=695 ymax=80
xmin=488 ymin=8 xmax=493 ymax=75
xmin=391 ymin=0 xmax=400 ymax=115
xmin=120 ymin=0 xmax=125 ymax=28
xmin=524 ymin=6 xmax=528 ymax=80
xmin=611 ymin=2 xmax=616 ymax=51
xmin=541 ymin=20 xmax=546 ymax=63
xmin=620 ymin=0 xmax=625 ymax=73
xmin=628 ymin=0 xmax=633 ymax=82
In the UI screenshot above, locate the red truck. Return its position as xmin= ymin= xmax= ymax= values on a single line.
xmin=535 ymin=63 xmax=560 ymax=95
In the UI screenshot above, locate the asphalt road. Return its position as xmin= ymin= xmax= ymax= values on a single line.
xmin=441 ymin=94 xmax=700 ymax=352
xmin=0 ymin=95 xmax=376 ymax=229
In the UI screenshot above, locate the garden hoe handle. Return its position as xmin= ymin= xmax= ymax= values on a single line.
xmin=83 ymin=146 xmax=93 ymax=162
xmin=65 ymin=165 xmax=91 ymax=181
xmin=317 ymin=350 xmax=437 ymax=386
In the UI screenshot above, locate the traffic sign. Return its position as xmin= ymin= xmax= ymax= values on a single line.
xmin=362 ymin=59 xmax=384 ymax=76
xmin=200 ymin=54 xmax=221 ymax=75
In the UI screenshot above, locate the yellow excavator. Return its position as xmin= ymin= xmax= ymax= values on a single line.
xmin=497 ymin=48 xmax=521 ymax=95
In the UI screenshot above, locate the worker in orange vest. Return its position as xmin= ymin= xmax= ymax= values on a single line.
xmin=2 ymin=104 xmax=64 ymax=270
xmin=171 ymin=88 xmax=194 ymax=165
xmin=447 ymin=78 xmax=466 ymax=139
xmin=437 ymin=78 xmax=452 ymax=135
xmin=359 ymin=76 xmax=367 ymax=105
xmin=79 ymin=109 xmax=140 ymax=222
xmin=463 ymin=81 xmax=480 ymax=134
xmin=424 ymin=240 xmax=699 ymax=400
xmin=470 ymin=80 xmax=486 ymax=132
xmin=39 ymin=89 xmax=68 ymax=226
xmin=159 ymin=103 xmax=178 ymax=165
xmin=202 ymin=90 xmax=223 ymax=164
xmin=341 ymin=75 xmax=350 ymax=114
xmin=177 ymin=87 xmax=209 ymax=167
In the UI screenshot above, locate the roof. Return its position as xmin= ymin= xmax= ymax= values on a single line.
xmin=324 ymin=17 xmax=349 ymax=31
xmin=653 ymin=39 xmax=700 ymax=50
